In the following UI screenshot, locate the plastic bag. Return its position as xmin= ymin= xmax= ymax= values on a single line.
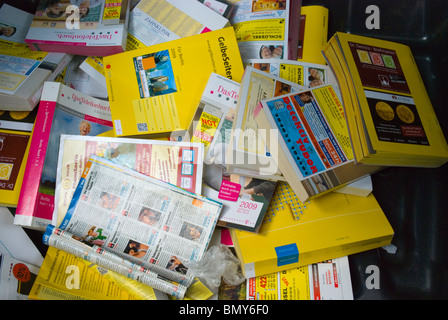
xmin=187 ymin=244 xmax=246 ymax=289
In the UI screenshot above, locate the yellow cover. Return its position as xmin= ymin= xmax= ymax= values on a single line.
xmin=297 ymin=6 xmax=328 ymax=65
xmin=246 ymin=256 xmax=353 ymax=300
xmin=326 ymin=32 xmax=448 ymax=167
xmin=230 ymin=181 xmax=394 ymax=278
xmin=0 ymin=109 xmax=38 ymax=207
xmin=29 ymin=247 xmax=162 ymax=300
xmin=104 ymin=27 xmax=244 ymax=138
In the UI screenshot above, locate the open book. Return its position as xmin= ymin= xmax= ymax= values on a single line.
xmin=43 ymin=155 xmax=222 ymax=299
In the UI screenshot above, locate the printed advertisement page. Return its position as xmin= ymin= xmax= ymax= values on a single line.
xmin=262 ymin=85 xmax=352 ymax=180
xmin=53 ymin=155 xmax=222 ymax=297
xmin=0 ymin=40 xmax=48 ymax=95
xmin=0 ymin=254 xmax=40 ymax=300
xmin=184 ymin=72 xmax=240 ymax=163
xmin=128 ymin=0 xmax=229 ymax=50
xmin=202 ymin=168 xmax=276 ymax=233
xmin=30 ymin=246 xmax=164 ymax=300
xmin=43 ymin=225 xmax=187 ymax=298
xmin=233 ymin=67 xmax=304 ymax=163
xmin=230 ymin=0 xmax=290 ymax=61
xmin=247 ymin=256 xmax=353 ymax=300
xmin=245 ymin=58 xmax=338 ymax=91
xmin=53 ymin=135 xmax=204 ymax=226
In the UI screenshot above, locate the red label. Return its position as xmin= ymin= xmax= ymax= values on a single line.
xmin=13 ymin=263 xmax=31 ymax=282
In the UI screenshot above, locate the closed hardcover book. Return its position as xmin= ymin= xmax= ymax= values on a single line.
xmin=103 ymin=27 xmax=244 ymax=139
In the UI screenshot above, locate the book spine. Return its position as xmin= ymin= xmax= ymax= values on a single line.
xmin=14 ymin=98 xmax=57 ymax=230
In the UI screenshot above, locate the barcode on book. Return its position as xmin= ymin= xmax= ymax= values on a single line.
xmin=137 ymin=122 xmax=148 ymax=132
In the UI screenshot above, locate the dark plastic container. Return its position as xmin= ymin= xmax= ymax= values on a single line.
xmin=303 ymin=0 xmax=448 ymax=299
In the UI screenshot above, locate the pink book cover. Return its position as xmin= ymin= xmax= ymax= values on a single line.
xmin=14 ymin=81 xmax=113 ymax=230
xmin=24 ymin=0 xmax=130 ymax=56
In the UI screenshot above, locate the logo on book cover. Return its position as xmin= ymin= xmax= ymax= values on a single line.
xmin=0 ymin=163 xmax=13 ymax=180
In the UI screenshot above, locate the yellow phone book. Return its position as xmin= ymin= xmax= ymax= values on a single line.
xmin=254 ymin=84 xmax=382 ymax=201
xmin=297 ymin=6 xmax=329 ymax=65
xmin=323 ymin=32 xmax=448 ymax=167
xmin=230 ymin=181 xmax=394 ymax=278
xmin=29 ymin=247 xmax=168 ymax=300
xmin=246 ymin=256 xmax=354 ymax=300
xmin=103 ymin=27 xmax=244 ymax=138
xmin=0 ymin=109 xmax=38 ymax=207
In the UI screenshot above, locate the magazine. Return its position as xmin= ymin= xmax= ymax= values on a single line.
xmin=43 ymin=155 xmax=223 ymax=298
xmin=53 ymin=134 xmax=205 ymax=226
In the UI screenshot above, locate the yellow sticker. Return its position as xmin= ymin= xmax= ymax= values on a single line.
xmin=192 ymin=111 xmax=220 ymax=146
xmin=103 ymin=0 xmax=122 ymax=20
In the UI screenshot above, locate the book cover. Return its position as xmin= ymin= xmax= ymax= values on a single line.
xmin=230 ymin=0 xmax=299 ymax=61
xmin=297 ymin=5 xmax=328 ymax=65
xmin=29 ymin=246 xmax=168 ymax=300
xmin=25 ymin=0 xmax=131 ymax=56
xmin=227 ymin=66 xmax=305 ymax=180
xmin=183 ymin=72 xmax=240 ymax=163
xmin=127 ymin=0 xmax=230 ymax=51
xmin=0 ymin=108 xmax=38 ymax=207
xmin=0 ymin=38 xmax=73 ymax=111
xmin=14 ymin=81 xmax=113 ymax=231
xmin=245 ymin=58 xmax=339 ymax=91
xmin=0 ymin=3 xmax=34 ymax=44
xmin=324 ymin=32 xmax=448 ymax=167
xmin=254 ymin=84 xmax=382 ymax=201
xmin=182 ymin=72 xmax=277 ymax=233
xmin=79 ymin=56 xmax=107 ymax=88
xmin=103 ymin=26 xmax=245 ymax=138
xmin=63 ymin=55 xmax=108 ymax=99
xmin=202 ymin=171 xmax=276 ymax=233
xmin=53 ymin=135 xmax=205 ymax=226
xmin=0 ymin=253 xmax=40 ymax=300
xmin=197 ymin=0 xmax=235 ymax=19
xmin=230 ymin=181 xmax=394 ymax=278
xmin=246 ymin=256 xmax=354 ymax=300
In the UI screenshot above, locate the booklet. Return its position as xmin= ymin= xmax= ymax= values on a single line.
xmin=43 ymin=155 xmax=222 ymax=298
